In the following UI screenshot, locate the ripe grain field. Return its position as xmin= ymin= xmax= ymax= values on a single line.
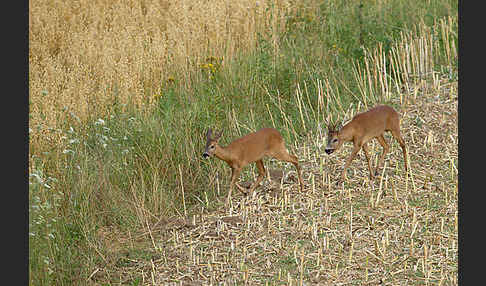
xmin=89 ymin=75 xmax=457 ymax=285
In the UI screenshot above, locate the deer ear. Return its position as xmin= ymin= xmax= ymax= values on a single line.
xmin=215 ymin=129 xmax=223 ymax=140
xmin=337 ymin=121 xmax=344 ymax=130
xmin=206 ymin=128 xmax=213 ymax=140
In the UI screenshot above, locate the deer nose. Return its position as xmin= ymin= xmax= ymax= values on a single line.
xmin=202 ymin=153 xmax=210 ymax=158
xmin=325 ymin=149 xmax=334 ymax=155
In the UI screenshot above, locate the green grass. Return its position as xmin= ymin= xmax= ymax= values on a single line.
xmin=29 ymin=0 xmax=457 ymax=284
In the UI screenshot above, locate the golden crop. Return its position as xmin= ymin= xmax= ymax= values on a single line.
xmin=29 ymin=0 xmax=292 ymax=149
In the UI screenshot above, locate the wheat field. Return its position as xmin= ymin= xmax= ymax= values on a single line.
xmin=29 ymin=0 xmax=294 ymax=152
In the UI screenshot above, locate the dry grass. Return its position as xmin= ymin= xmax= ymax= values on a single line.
xmin=86 ymin=74 xmax=457 ymax=285
xmin=29 ymin=0 xmax=292 ymax=151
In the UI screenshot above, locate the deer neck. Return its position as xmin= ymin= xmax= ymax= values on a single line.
xmin=213 ymin=145 xmax=235 ymax=164
xmin=338 ymin=124 xmax=355 ymax=142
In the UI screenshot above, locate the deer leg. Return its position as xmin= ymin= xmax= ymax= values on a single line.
xmin=361 ymin=142 xmax=374 ymax=179
xmin=230 ymin=167 xmax=247 ymax=194
xmin=375 ymin=135 xmax=390 ymax=176
xmin=227 ymin=167 xmax=242 ymax=205
xmin=248 ymin=160 xmax=266 ymax=195
xmin=339 ymin=144 xmax=361 ymax=184
xmin=289 ymin=154 xmax=304 ymax=192
xmin=234 ymin=183 xmax=247 ymax=193
xmin=391 ymin=129 xmax=408 ymax=174
xmin=273 ymin=149 xmax=304 ymax=192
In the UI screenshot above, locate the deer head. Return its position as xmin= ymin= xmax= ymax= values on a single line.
xmin=202 ymin=128 xmax=223 ymax=158
xmin=325 ymin=122 xmax=343 ymax=155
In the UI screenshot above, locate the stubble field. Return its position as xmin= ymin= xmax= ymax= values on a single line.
xmin=89 ymin=72 xmax=457 ymax=285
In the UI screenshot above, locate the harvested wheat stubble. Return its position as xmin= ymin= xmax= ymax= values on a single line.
xmin=88 ymin=75 xmax=457 ymax=285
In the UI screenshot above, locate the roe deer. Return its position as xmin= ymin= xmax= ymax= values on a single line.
xmin=325 ymin=105 xmax=408 ymax=183
xmin=203 ymin=128 xmax=304 ymax=204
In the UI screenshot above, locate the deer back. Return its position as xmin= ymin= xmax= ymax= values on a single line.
xmin=225 ymin=128 xmax=284 ymax=163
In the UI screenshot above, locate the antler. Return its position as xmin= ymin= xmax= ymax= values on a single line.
xmin=325 ymin=114 xmax=336 ymax=132
xmin=325 ymin=113 xmax=343 ymax=132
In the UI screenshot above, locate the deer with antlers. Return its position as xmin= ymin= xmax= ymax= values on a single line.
xmin=325 ymin=105 xmax=408 ymax=183
xmin=203 ymin=128 xmax=304 ymax=205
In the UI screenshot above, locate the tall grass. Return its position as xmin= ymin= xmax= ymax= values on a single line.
xmin=29 ymin=0 xmax=457 ymax=284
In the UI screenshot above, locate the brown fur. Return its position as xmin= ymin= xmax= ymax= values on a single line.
xmin=325 ymin=105 xmax=408 ymax=183
xmin=204 ymin=128 xmax=304 ymax=204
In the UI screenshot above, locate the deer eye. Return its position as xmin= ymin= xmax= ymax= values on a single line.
xmin=332 ymin=138 xmax=338 ymax=143
xmin=210 ymin=145 xmax=215 ymax=149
